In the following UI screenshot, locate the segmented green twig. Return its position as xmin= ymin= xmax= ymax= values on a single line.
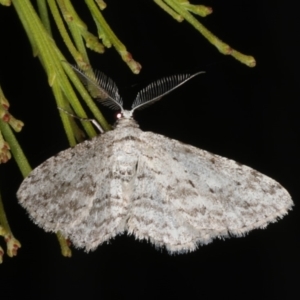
xmin=154 ymin=0 xmax=256 ymax=67
xmin=0 ymin=192 xmax=21 ymax=263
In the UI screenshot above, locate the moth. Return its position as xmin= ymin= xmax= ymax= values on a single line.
xmin=17 ymin=65 xmax=293 ymax=253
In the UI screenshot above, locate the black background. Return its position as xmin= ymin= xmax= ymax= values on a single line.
xmin=0 ymin=1 xmax=299 ymax=299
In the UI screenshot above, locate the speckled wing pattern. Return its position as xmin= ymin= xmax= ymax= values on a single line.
xmin=17 ymin=130 xmax=131 ymax=241
xmin=62 ymin=123 xmax=142 ymax=251
xmin=17 ymin=118 xmax=293 ymax=253
xmin=127 ymin=131 xmax=293 ymax=253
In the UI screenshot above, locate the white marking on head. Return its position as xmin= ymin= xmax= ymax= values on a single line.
xmin=121 ymin=110 xmax=133 ymax=119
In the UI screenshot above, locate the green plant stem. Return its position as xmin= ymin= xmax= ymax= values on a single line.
xmin=37 ymin=0 xmax=52 ymax=35
xmin=0 ymin=120 xmax=31 ymax=177
xmin=0 ymin=0 xmax=11 ymax=6
xmin=154 ymin=0 xmax=183 ymax=21
xmin=56 ymin=231 xmax=72 ymax=257
xmin=13 ymin=0 xmax=107 ymax=138
xmin=0 ymin=190 xmax=21 ymax=259
xmin=0 ymin=191 xmax=12 ymax=236
xmin=47 ymin=0 xmax=84 ymax=61
xmin=162 ymin=0 xmax=256 ymax=67
xmin=85 ymin=0 xmax=141 ymax=74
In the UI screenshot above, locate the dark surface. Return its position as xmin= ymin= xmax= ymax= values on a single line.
xmin=0 ymin=1 xmax=299 ymax=299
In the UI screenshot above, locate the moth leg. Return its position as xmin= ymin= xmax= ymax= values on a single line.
xmin=57 ymin=107 xmax=104 ymax=133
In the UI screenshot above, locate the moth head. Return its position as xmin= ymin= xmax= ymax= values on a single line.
xmin=117 ymin=110 xmax=133 ymax=120
xmin=114 ymin=109 xmax=139 ymax=129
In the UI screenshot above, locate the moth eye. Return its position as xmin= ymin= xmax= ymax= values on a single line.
xmin=116 ymin=112 xmax=122 ymax=119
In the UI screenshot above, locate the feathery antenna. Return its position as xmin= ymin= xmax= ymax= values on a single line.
xmin=130 ymin=71 xmax=205 ymax=113
xmin=66 ymin=63 xmax=124 ymax=111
